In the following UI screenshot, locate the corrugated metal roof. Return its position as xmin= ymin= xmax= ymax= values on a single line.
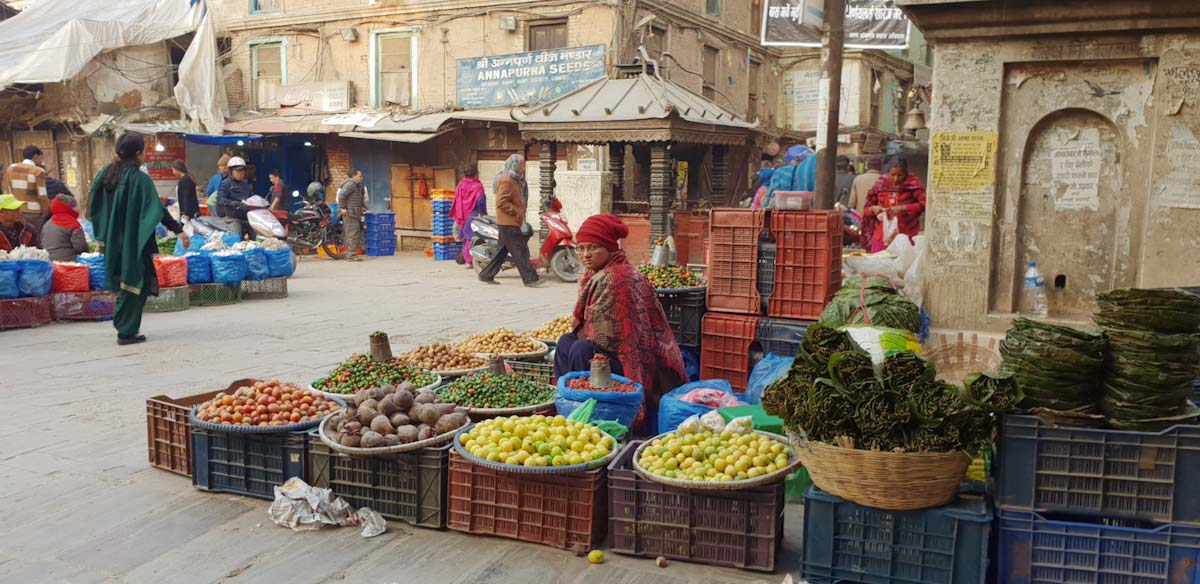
xmin=358 ymin=108 xmax=515 ymax=133
xmin=340 ymin=131 xmax=438 ymax=144
xmin=223 ymin=113 xmax=354 ymax=134
xmin=514 ymin=74 xmax=756 ymax=129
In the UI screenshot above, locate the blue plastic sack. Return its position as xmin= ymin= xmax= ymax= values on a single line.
xmin=681 ymin=347 xmax=701 ymax=382
xmin=174 ymin=233 xmax=207 ymax=256
xmin=746 ymin=353 xmax=795 ymax=405
xmin=243 ymin=248 xmax=269 ymax=281
xmin=556 ymin=371 xmax=644 ymax=429
xmin=658 ymin=380 xmax=740 ymax=434
xmin=79 ymin=255 xmax=108 ymax=291
xmin=210 ymin=253 xmax=247 ymax=285
xmin=186 ymin=253 xmax=213 ymax=284
xmin=221 ymin=232 xmax=242 ymax=248
xmin=17 ymin=259 xmax=52 ymax=297
xmin=0 ymin=262 xmax=19 ymax=299
xmin=264 ymin=248 xmax=294 ymax=278
xmin=80 ymin=218 xmax=95 ymax=242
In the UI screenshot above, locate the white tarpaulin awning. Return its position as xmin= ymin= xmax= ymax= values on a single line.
xmin=340 ymin=131 xmax=439 ymax=144
xmin=0 ymin=0 xmax=224 ymax=134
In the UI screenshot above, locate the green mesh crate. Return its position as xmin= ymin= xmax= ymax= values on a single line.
xmin=145 ymin=286 xmax=190 ymax=313
xmin=240 ymin=277 xmax=288 ymax=300
xmin=188 ymin=283 xmax=241 ymax=306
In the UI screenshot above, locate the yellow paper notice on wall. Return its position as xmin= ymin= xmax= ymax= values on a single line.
xmin=930 ymin=131 xmax=999 ymax=191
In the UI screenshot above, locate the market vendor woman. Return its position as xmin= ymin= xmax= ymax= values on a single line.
xmin=555 ymin=214 xmax=688 ymax=426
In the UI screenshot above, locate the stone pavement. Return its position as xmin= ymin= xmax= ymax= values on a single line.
xmin=0 ymin=254 xmax=800 ymax=584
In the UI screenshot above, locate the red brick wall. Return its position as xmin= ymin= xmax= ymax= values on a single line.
xmin=323 ymin=136 xmax=351 ymax=201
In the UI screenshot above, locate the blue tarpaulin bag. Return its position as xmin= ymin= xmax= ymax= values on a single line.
xmin=681 ymin=347 xmax=701 ymax=382
xmin=210 ymin=253 xmax=247 ymax=285
xmin=243 ymin=248 xmax=269 ymax=281
xmin=79 ymin=255 xmax=108 ymax=291
xmin=746 ymin=353 xmax=795 ymax=405
xmin=556 ymin=371 xmax=644 ymax=429
xmin=17 ymin=259 xmax=52 ymax=297
xmin=185 ymin=253 xmax=213 ymax=284
xmin=658 ymin=380 xmax=741 ymax=434
xmin=264 ymin=248 xmax=294 ymax=278
xmin=174 ymin=233 xmax=206 ymax=256
xmin=0 ymin=262 xmax=19 ymax=299
xmin=221 ymin=232 xmax=242 ymax=248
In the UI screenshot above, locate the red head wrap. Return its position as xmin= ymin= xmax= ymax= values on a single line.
xmin=576 ymin=213 xmax=629 ymax=252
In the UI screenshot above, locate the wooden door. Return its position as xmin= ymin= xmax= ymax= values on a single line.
xmin=390 ymin=165 xmax=436 ymax=230
xmin=13 ymin=130 xmax=55 ymax=176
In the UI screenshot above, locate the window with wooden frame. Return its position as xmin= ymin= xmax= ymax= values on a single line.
xmin=643 ymin=25 xmax=668 ymax=74
xmin=250 ymin=0 xmax=280 ymax=14
xmin=527 ymin=20 xmax=568 ymax=52
xmin=751 ymin=0 xmax=763 ymax=37
xmin=251 ymin=41 xmax=284 ymax=110
xmin=748 ymin=60 xmax=761 ymax=121
xmin=702 ymin=45 xmax=719 ymax=101
xmin=374 ymin=32 xmax=415 ymax=108
xmin=705 ymin=0 xmax=720 ymax=16
xmin=870 ymin=69 xmax=883 ymax=128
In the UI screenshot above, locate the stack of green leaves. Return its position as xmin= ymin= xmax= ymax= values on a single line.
xmin=818 ymin=276 xmax=921 ymax=333
xmin=1000 ymin=318 xmax=1106 ymax=412
xmin=1095 ymin=289 xmax=1200 ymax=429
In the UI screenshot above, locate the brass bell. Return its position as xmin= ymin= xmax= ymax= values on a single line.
xmin=903 ymin=105 xmax=927 ymax=132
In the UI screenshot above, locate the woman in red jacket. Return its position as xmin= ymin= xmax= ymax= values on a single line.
xmin=863 ymin=157 xmax=927 ymax=252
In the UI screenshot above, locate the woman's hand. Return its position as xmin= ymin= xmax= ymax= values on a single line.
xmin=178 ymin=232 xmax=191 ymax=250
xmin=870 ymin=205 xmax=886 ymax=217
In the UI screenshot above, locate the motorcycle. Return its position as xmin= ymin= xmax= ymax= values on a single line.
xmin=835 ymin=203 xmax=863 ymax=248
xmin=469 ymin=198 xmax=580 ymax=283
xmin=282 ymin=191 xmax=344 ymax=258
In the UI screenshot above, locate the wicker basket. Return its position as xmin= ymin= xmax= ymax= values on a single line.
xmin=791 ymin=433 xmax=970 ymax=510
xmin=188 ymin=283 xmax=242 ymax=306
xmin=240 ymin=277 xmax=288 ymax=300
xmin=924 ymin=331 xmax=1002 ymax=385
xmin=0 ymin=295 xmax=53 ymax=330
xmin=145 ymin=286 xmax=190 ymax=313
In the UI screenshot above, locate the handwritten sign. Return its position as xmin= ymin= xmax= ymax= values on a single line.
xmin=1159 ymin=125 xmax=1200 ymax=209
xmin=930 ymin=132 xmax=998 ymax=191
xmin=1049 ymin=129 xmax=1102 ymax=211
xmin=456 ymin=45 xmax=606 ymax=109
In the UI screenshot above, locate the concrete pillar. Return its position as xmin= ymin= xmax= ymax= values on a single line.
xmin=649 ymin=142 xmax=672 ymax=243
xmin=538 ymin=142 xmax=557 ymax=242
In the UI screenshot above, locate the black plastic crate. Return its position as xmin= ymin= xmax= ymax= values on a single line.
xmin=756 ymin=240 xmax=776 ymax=314
xmin=307 ymin=432 xmax=449 ymax=528
xmin=756 ymin=317 xmax=813 ymax=359
xmin=658 ymin=287 xmax=706 ymax=348
xmin=192 ymin=427 xmax=307 ymax=500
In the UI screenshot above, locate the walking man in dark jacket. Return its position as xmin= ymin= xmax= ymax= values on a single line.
xmin=337 ymin=169 xmax=366 ymax=261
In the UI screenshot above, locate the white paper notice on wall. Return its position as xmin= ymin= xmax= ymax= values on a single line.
xmin=1049 ymin=128 xmax=1102 ymax=211
xmin=1158 ymin=125 xmax=1200 ymax=209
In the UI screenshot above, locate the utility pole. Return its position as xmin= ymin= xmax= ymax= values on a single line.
xmin=813 ymin=0 xmax=845 ymax=210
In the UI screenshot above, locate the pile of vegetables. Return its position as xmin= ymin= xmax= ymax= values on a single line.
xmin=457 ymin=328 xmax=543 ymax=355
xmin=637 ymin=264 xmax=705 ymax=289
xmin=398 ymin=343 xmax=486 ymax=372
xmin=1000 ymin=318 xmax=1105 ymax=413
xmin=818 ymin=277 xmax=921 ymax=333
xmin=313 ymin=354 xmax=438 ymax=394
xmin=325 ymin=382 xmax=469 ymax=448
xmin=157 ymin=237 xmax=177 ymax=255
xmin=460 ymin=414 xmax=615 ymax=467
xmin=1095 ymin=288 xmax=1200 ymax=429
xmin=196 ymin=380 xmax=339 ymax=427
xmin=639 ymin=425 xmax=792 ymax=483
xmin=437 ymin=373 xmax=555 ymax=409
xmin=565 ymin=376 xmax=639 ymax=394
xmin=763 ymin=325 xmax=1017 ymax=453
xmin=529 ymin=316 xmax=573 ymax=341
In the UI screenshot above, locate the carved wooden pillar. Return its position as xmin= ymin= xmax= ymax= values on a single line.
xmin=538 ymin=142 xmax=557 ymax=242
xmin=609 ymin=143 xmax=625 ymax=202
xmin=712 ymin=145 xmax=729 ymax=207
xmin=649 ymin=142 xmax=672 ymax=243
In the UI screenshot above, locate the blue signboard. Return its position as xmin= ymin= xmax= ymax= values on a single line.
xmin=456 ymin=45 xmax=606 ymax=109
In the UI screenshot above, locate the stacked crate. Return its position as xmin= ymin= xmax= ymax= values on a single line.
xmin=365 ymin=212 xmax=396 ymax=257
xmin=431 ymin=189 xmax=456 ymax=261
xmin=994 ymin=415 xmax=1200 ymax=584
xmin=701 ymin=210 xmax=765 ymax=393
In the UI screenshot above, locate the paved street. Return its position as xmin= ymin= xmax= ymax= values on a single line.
xmin=1 ymin=253 xmax=799 ymax=584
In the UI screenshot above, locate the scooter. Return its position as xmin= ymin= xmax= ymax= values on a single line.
xmin=469 ymin=198 xmax=580 ymax=283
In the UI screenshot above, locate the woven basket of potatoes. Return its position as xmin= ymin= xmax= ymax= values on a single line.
xmin=398 ymin=343 xmax=488 ymax=378
xmin=319 ymin=382 xmax=471 ymax=455
xmin=456 ymin=327 xmax=548 ymax=362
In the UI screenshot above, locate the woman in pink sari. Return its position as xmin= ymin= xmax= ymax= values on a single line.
xmin=450 ymin=164 xmax=487 ymax=265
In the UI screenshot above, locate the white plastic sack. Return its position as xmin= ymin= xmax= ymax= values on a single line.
xmin=269 ymin=477 xmax=386 ymax=538
xmin=248 ymin=209 xmax=285 ymax=237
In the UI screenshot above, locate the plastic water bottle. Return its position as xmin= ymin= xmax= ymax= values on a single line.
xmin=1024 ymin=261 xmax=1048 ymax=318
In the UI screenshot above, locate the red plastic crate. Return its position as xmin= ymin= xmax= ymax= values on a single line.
xmin=446 ymin=451 xmax=607 ymax=551
xmin=51 ymin=291 xmax=116 ymax=321
xmin=706 ymin=209 xmax=764 ymax=315
xmin=608 ymin=442 xmax=785 ymax=572
xmin=768 ymin=211 xmax=842 ymax=320
xmin=146 ymin=379 xmax=258 ymax=476
xmin=700 ymin=312 xmax=759 ymax=393
xmin=0 ymin=295 xmax=52 ymax=330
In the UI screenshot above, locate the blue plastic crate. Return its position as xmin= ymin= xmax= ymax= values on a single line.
xmin=367 ymin=231 xmax=395 ymax=243
xmin=367 ymin=247 xmax=396 ymax=257
xmin=192 ymin=427 xmax=307 ymax=500
xmin=367 ymin=241 xmax=396 ymax=251
xmin=365 ymin=212 xmax=395 ymax=225
xmin=433 ymin=250 xmax=457 ymax=261
xmin=998 ymin=509 xmax=1200 ymax=584
xmin=996 ymin=414 xmax=1200 ymax=525
xmin=366 ymin=222 xmax=394 ymax=232
xmin=432 ymin=201 xmax=452 ymax=213
xmin=802 ymin=486 xmax=991 ymax=584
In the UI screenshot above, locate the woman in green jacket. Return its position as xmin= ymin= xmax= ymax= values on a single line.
xmin=89 ymin=135 xmax=168 ymax=345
